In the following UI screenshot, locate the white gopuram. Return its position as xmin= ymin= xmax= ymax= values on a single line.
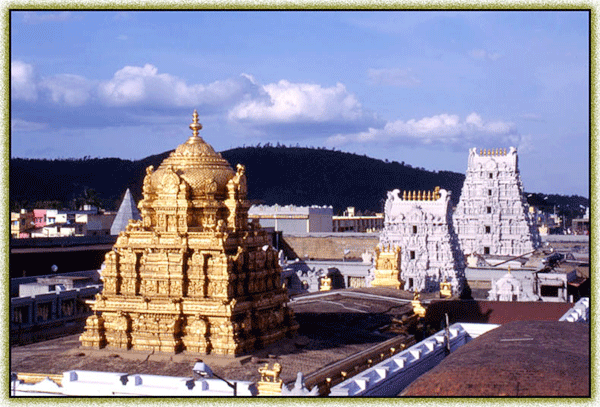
xmin=379 ymin=187 xmax=464 ymax=294
xmin=452 ymin=147 xmax=540 ymax=257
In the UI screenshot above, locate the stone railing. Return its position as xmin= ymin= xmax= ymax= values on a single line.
xmin=558 ymin=297 xmax=589 ymax=323
xmin=12 ymin=370 xmax=257 ymax=396
xmin=328 ymin=322 xmax=499 ymax=397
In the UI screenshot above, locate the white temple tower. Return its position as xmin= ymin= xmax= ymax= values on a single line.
xmin=379 ymin=187 xmax=464 ymax=294
xmin=452 ymin=147 xmax=540 ymax=257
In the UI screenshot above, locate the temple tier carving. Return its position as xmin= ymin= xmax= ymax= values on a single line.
xmin=452 ymin=147 xmax=541 ymax=257
xmin=379 ymin=187 xmax=465 ymax=294
xmin=80 ymin=110 xmax=298 ymax=355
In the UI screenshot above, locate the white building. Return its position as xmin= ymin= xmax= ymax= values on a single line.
xmin=332 ymin=207 xmax=384 ymax=232
xmin=248 ymin=204 xmax=333 ymax=234
xmin=452 ymin=147 xmax=540 ymax=256
xmin=379 ymin=187 xmax=464 ymax=294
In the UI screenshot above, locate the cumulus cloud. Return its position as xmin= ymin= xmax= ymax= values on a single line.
xmin=367 ymin=68 xmax=421 ymax=87
xmin=98 ymin=64 xmax=252 ymax=107
xmin=228 ymin=80 xmax=367 ymax=124
xmin=326 ymin=112 xmax=522 ymax=150
xmin=469 ymin=49 xmax=502 ymax=61
xmin=11 ymin=118 xmax=48 ymax=132
xmin=40 ymin=74 xmax=94 ymax=106
xmin=11 ymin=60 xmax=38 ymax=101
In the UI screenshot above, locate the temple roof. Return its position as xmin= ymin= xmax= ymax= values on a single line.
xmin=145 ymin=110 xmax=235 ymax=200
xmin=110 ymin=188 xmax=141 ymax=235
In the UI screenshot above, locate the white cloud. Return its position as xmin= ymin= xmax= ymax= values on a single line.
xmin=228 ymin=80 xmax=366 ymax=124
xmin=98 ymin=64 xmax=250 ymax=107
xmin=519 ymin=113 xmax=544 ymax=122
xmin=11 ymin=118 xmax=48 ymax=132
xmin=11 ymin=60 xmax=37 ymax=101
xmin=469 ymin=49 xmax=502 ymax=61
xmin=367 ymin=68 xmax=421 ymax=87
xmin=22 ymin=11 xmax=74 ymax=24
xmin=326 ymin=112 xmax=521 ymax=149
xmin=40 ymin=74 xmax=94 ymax=107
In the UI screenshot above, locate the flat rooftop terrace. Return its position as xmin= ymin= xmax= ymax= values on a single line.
xmin=10 ymin=287 xmax=424 ymax=385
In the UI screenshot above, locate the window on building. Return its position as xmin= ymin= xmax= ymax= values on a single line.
xmin=487 ymin=206 xmax=492 ymax=214
xmin=484 ymin=247 xmax=490 ymax=255
xmin=540 ymin=285 xmax=560 ymax=297
xmin=489 ymin=173 xmax=493 ymax=179
xmin=13 ymin=306 xmax=29 ymax=324
xmin=412 ymin=225 xmax=417 ymax=234
xmin=61 ymin=299 xmax=75 ymax=317
xmin=37 ymin=303 xmax=51 ymax=322
xmin=410 ymin=251 xmax=416 ymax=260
xmin=485 ymin=226 xmax=491 ymax=234
xmin=488 ymin=189 xmax=492 ymax=196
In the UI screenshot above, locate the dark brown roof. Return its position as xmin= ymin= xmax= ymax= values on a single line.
xmin=424 ymin=300 xmax=574 ymax=327
xmin=402 ymin=320 xmax=589 ymax=397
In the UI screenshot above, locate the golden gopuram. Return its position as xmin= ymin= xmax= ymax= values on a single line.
xmin=80 ymin=110 xmax=298 ymax=355
xmin=371 ymin=245 xmax=403 ymax=289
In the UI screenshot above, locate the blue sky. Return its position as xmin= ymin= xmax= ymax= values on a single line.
xmin=10 ymin=10 xmax=589 ymax=197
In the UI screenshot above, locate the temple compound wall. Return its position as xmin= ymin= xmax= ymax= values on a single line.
xmin=452 ymin=147 xmax=540 ymax=256
xmin=379 ymin=187 xmax=464 ymax=294
xmin=80 ymin=111 xmax=297 ymax=356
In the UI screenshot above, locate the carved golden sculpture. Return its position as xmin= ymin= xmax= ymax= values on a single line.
xmin=439 ymin=278 xmax=452 ymax=298
xmin=257 ymin=363 xmax=283 ymax=396
xmin=411 ymin=291 xmax=427 ymax=318
xmin=371 ymin=245 xmax=403 ymax=289
xmin=319 ymin=275 xmax=332 ymax=291
xmin=80 ymin=110 xmax=298 ymax=355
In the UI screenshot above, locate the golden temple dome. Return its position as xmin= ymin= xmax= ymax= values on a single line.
xmin=147 ymin=110 xmax=235 ymax=200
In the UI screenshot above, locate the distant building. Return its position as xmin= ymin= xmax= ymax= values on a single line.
xmin=25 ymin=206 xmax=116 ymax=238
xmin=110 ymin=189 xmax=141 ymax=235
xmin=571 ymin=207 xmax=589 ymax=235
xmin=379 ymin=187 xmax=464 ymax=294
xmin=332 ymin=207 xmax=383 ymax=232
xmin=452 ymin=147 xmax=540 ymax=256
xmin=249 ymin=204 xmax=333 ymax=234
xmin=10 ymin=271 xmax=102 ymax=345
xmin=11 ymin=210 xmax=35 ymax=238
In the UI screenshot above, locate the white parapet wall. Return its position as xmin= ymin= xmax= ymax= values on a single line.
xmin=558 ymin=297 xmax=589 ymax=323
xmin=12 ymin=370 xmax=257 ymax=397
xmin=328 ymin=322 xmax=500 ymax=397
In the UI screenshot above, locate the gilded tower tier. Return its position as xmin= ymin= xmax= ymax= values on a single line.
xmin=80 ymin=111 xmax=298 ymax=355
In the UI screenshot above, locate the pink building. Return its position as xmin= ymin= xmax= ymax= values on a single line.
xmin=33 ymin=209 xmax=47 ymax=228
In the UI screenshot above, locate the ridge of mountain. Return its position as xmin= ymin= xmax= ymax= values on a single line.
xmin=10 ymin=146 xmax=588 ymax=215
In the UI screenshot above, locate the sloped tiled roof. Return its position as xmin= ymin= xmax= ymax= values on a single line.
xmin=110 ymin=189 xmax=141 ymax=235
xmin=401 ymin=320 xmax=589 ymax=397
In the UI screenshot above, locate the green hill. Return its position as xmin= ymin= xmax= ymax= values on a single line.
xmin=9 ymin=146 xmax=588 ymax=216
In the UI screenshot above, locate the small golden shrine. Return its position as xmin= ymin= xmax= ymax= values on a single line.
xmin=439 ymin=278 xmax=452 ymax=298
xmin=411 ymin=291 xmax=426 ymax=318
xmin=371 ymin=245 xmax=403 ymax=289
xmin=319 ymin=275 xmax=332 ymax=291
xmin=80 ymin=110 xmax=298 ymax=355
xmin=257 ymin=362 xmax=283 ymax=395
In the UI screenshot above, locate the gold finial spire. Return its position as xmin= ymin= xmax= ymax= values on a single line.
xmin=189 ymin=109 xmax=203 ymax=137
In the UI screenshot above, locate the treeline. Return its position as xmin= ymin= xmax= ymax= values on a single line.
xmin=10 ymin=146 xmax=589 ymax=217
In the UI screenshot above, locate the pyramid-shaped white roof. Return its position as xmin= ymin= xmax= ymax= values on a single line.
xmin=110 ymin=189 xmax=141 ymax=235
